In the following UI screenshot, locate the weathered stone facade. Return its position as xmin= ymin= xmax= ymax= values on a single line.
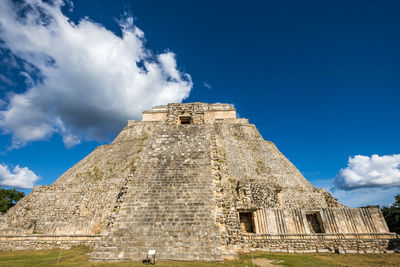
xmin=0 ymin=103 xmax=398 ymax=260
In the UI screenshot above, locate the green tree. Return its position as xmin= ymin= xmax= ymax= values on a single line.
xmin=0 ymin=188 xmax=25 ymax=213
xmin=381 ymin=194 xmax=400 ymax=234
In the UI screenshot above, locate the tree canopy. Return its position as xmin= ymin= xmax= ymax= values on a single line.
xmin=381 ymin=194 xmax=400 ymax=234
xmin=0 ymin=188 xmax=25 ymax=213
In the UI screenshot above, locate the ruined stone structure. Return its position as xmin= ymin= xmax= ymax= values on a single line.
xmin=0 ymin=103 xmax=398 ymax=260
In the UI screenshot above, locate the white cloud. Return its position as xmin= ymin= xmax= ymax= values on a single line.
xmin=0 ymin=163 xmax=39 ymax=189
xmin=0 ymin=0 xmax=192 ymax=148
xmin=334 ymin=154 xmax=400 ymax=190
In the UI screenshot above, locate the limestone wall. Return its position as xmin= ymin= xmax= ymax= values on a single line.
xmin=0 ymin=128 xmax=150 ymax=236
xmin=207 ymin=120 xmax=396 ymax=255
xmin=91 ymin=124 xmax=222 ymax=262
xmin=214 ymin=122 xmax=342 ymax=210
xmin=142 ymin=112 xmax=167 ymax=122
xmin=0 ymin=235 xmax=100 ymax=251
xmin=204 ymin=110 xmax=236 ymax=122
xmin=141 ymin=103 xmax=236 ymax=124
xmin=229 ymin=237 xmax=399 ymax=254
xmin=209 ymin=121 xmax=343 ymax=251
xmin=250 ymin=207 xmax=389 ymax=235
xmin=224 ymin=206 xmax=397 ymax=254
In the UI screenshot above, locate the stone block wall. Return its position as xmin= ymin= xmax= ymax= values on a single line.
xmin=0 ymin=235 xmax=101 ymax=251
xmin=207 ymin=119 xmax=397 ymax=256
xmin=0 ymin=130 xmax=150 ymax=236
xmin=252 ymin=207 xmax=390 ymax=235
xmin=142 ymin=103 xmax=236 ymax=124
xmin=228 ymin=236 xmax=400 ymax=254
xmin=91 ymin=124 xmax=222 ymax=262
xmin=214 ymin=122 xmax=342 ymax=210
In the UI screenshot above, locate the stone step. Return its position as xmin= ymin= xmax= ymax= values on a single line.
xmin=92 ymin=126 xmax=221 ymax=261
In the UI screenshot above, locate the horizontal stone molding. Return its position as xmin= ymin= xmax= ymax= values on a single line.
xmin=0 ymin=234 xmax=102 ymax=251
xmin=0 ymin=234 xmax=101 ymax=241
xmin=242 ymin=233 xmax=399 ymax=240
xmin=228 ymin=237 xmax=400 ymax=254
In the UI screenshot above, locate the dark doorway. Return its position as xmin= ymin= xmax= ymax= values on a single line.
xmin=179 ymin=116 xmax=192 ymax=124
xmin=306 ymin=212 xmax=324 ymax=233
xmin=239 ymin=212 xmax=255 ymax=233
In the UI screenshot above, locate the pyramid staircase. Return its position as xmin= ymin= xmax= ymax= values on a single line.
xmin=91 ymin=125 xmax=222 ymax=261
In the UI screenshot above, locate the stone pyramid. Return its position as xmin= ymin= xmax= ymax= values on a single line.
xmin=0 ymin=103 xmax=396 ymax=260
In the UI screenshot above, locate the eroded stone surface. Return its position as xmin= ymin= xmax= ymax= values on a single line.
xmin=0 ymin=102 xmax=397 ymax=260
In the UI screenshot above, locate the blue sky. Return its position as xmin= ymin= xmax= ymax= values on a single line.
xmin=0 ymin=0 xmax=399 ymax=207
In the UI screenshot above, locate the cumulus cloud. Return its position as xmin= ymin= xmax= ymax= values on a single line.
xmin=0 ymin=164 xmax=39 ymax=189
xmin=334 ymin=154 xmax=400 ymax=190
xmin=0 ymin=0 xmax=192 ymax=148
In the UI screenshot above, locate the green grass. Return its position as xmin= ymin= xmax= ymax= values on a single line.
xmin=253 ymin=253 xmax=334 ymax=266
xmin=252 ymin=252 xmax=400 ymax=267
xmin=0 ymin=246 xmax=251 ymax=267
xmin=0 ymin=246 xmax=399 ymax=267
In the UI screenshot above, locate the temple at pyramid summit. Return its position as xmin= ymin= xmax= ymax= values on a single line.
xmin=0 ymin=102 xmax=398 ymax=261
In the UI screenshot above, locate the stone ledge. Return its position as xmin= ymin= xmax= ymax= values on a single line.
xmin=0 ymin=235 xmax=101 ymax=251
xmin=229 ymin=237 xmax=400 ymax=254
xmin=242 ymin=233 xmax=398 ymax=240
xmin=0 ymin=234 xmax=101 ymax=246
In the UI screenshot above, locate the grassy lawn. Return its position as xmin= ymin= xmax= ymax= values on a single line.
xmin=0 ymin=246 xmax=399 ymax=267
xmin=254 ymin=252 xmax=400 ymax=266
xmin=0 ymin=246 xmax=250 ymax=267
